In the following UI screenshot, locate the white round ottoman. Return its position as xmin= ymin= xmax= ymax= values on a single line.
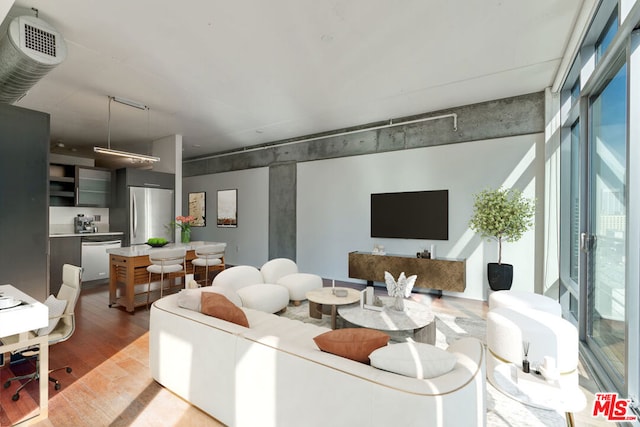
xmin=277 ymin=273 xmax=322 ymax=305
xmin=489 ymin=290 xmax=561 ymax=316
xmin=236 ymin=284 xmax=289 ymax=314
xmin=487 ymin=306 xmax=578 ymax=375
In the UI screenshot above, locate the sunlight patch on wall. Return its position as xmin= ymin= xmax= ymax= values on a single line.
xmin=500 ymin=141 xmax=536 ymax=190
xmin=545 ymin=109 xmax=561 ymax=141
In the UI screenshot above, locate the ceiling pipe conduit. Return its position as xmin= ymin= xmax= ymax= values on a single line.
xmin=0 ymin=15 xmax=67 ymax=104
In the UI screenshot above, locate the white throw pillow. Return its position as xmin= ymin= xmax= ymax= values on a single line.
xmin=369 ymin=341 xmax=457 ymax=379
xmin=37 ymin=295 xmax=67 ymax=336
xmin=177 ymin=286 xmax=243 ymax=312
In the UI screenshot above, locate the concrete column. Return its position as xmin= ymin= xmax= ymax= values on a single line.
xmin=269 ymin=163 xmax=296 ymax=260
xmin=152 ymin=134 xmax=182 ymax=242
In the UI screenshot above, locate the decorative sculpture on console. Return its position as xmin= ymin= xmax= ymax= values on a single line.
xmin=384 ymin=271 xmax=417 ymax=311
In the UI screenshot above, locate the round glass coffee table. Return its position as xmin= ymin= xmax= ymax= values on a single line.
xmin=338 ymin=296 xmax=436 ymax=344
xmin=306 ymin=287 xmax=361 ymax=329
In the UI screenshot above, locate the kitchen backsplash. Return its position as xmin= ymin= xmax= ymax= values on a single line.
xmin=50 ymin=206 xmax=110 ymax=233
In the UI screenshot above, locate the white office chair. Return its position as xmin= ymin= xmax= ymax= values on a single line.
xmin=2 ymin=264 xmax=82 ymax=401
xmin=192 ymin=243 xmax=226 ymax=286
xmin=146 ymin=247 xmax=187 ymax=307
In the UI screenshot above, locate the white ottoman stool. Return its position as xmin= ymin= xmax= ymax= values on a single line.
xmin=487 ymin=306 xmax=578 ymax=377
xmin=489 ymin=290 xmax=561 ymax=316
xmin=277 ymin=273 xmax=322 ymax=305
xmin=236 ymin=284 xmax=289 ymax=314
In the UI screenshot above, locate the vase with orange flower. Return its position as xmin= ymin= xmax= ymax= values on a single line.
xmin=170 ymin=215 xmax=195 ymax=243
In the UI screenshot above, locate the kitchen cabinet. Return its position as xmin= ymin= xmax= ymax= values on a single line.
xmin=49 ymin=165 xmax=112 ymax=207
xmin=118 ymin=167 xmax=175 ymax=188
xmin=49 ymin=163 xmax=76 ymax=206
xmin=76 ymin=167 xmax=111 ymax=207
xmin=49 ymin=236 xmax=82 ymax=295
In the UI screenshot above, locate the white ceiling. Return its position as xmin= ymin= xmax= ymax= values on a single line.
xmin=5 ymin=0 xmax=584 ymax=164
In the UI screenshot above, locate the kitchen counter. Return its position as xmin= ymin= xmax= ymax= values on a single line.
xmin=50 ymin=231 xmax=124 ymax=238
xmin=106 ymin=241 xmax=214 ymax=257
xmin=107 ymin=241 xmax=225 ymax=313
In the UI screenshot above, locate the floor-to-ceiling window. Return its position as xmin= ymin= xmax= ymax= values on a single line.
xmin=559 ymin=0 xmax=639 ymax=408
xmin=588 ymin=62 xmax=627 ymax=385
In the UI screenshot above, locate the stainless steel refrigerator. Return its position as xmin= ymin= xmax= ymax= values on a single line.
xmin=129 ymin=187 xmax=174 ymax=245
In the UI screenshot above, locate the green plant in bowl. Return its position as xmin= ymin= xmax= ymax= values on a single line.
xmin=147 ymin=237 xmax=168 ymax=247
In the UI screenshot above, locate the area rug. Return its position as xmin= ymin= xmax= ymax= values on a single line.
xmin=279 ymin=300 xmax=568 ymax=427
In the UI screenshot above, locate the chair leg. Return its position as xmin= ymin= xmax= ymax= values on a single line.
xmin=49 ymin=365 xmax=72 ymax=391
xmin=193 ymin=264 xmax=202 ymax=286
xmin=146 ymin=271 xmax=152 ymax=309
xmin=3 ymin=359 xmax=73 ymax=401
xmin=9 ymin=374 xmax=37 ymax=401
xmin=3 ymin=358 xmax=38 ymax=401
xmin=159 ymin=271 xmax=164 ymax=299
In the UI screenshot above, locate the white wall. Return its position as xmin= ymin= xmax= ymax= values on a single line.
xmin=182 ymin=167 xmax=269 ymax=267
xmin=297 ymin=134 xmax=542 ymax=301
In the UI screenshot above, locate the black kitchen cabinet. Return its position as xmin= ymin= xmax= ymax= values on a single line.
xmin=117 ymin=167 xmax=175 ymax=189
xmin=49 ymin=163 xmax=76 ymax=206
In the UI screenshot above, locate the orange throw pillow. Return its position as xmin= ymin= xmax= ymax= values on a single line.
xmin=313 ymin=328 xmax=389 ymax=363
xmin=201 ymin=292 xmax=249 ymax=327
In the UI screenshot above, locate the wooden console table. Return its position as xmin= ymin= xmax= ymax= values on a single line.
xmin=348 ymin=251 xmax=465 ymax=292
xmin=107 ymin=241 xmax=225 ymax=313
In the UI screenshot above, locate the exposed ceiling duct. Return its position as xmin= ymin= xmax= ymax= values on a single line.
xmin=0 ymin=15 xmax=66 ymax=103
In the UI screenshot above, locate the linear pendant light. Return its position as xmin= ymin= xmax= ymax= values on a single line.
xmin=93 ymin=96 xmax=160 ymax=162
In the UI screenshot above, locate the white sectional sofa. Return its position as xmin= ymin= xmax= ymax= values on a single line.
xmin=211 ymin=265 xmax=290 ymax=313
xmin=150 ymin=292 xmax=486 ymax=427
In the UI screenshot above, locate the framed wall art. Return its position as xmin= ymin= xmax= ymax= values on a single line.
xmin=217 ymin=189 xmax=237 ymax=228
xmin=188 ymin=192 xmax=206 ymax=226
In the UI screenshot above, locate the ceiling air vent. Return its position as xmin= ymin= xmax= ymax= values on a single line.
xmin=0 ymin=15 xmax=67 ymax=104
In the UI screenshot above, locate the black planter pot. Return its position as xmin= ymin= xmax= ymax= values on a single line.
xmin=487 ymin=263 xmax=513 ymax=291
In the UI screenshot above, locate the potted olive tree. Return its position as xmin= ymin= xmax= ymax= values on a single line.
xmin=469 ymin=187 xmax=535 ymax=290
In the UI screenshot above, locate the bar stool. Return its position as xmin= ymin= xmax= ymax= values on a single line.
xmin=192 ymin=243 xmax=226 ymax=286
xmin=147 ymin=247 xmax=187 ymax=307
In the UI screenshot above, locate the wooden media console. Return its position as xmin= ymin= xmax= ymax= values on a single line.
xmin=348 ymin=251 xmax=466 ymax=292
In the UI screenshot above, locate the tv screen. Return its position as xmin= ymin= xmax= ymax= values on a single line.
xmin=370 ymin=190 xmax=448 ymax=240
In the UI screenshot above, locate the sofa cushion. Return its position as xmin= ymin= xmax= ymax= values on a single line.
xmin=313 ymin=328 xmax=389 ymax=363
xmin=369 ymin=341 xmax=457 ymax=379
xmin=277 ymin=273 xmax=323 ymax=301
xmin=260 ymin=258 xmax=298 ymax=283
xmin=236 ymin=284 xmax=289 ymax=313
xmin=212 ymin=265 xmax=264 ymax=293
xmin=177 ymin=286 xmax=243 ymax=311
xmin=201 ymin=293 xmax=249 ymax=327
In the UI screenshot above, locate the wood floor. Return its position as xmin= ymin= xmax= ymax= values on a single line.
xmin=1 ymin=283 xmax=611 ymax=427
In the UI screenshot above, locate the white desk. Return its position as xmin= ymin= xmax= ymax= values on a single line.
xmin=0 ymin=284 xmax=49 ymax=425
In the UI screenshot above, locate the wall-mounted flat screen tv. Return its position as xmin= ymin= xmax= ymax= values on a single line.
xmin=370 ymin=190 xmax=448 ymax=240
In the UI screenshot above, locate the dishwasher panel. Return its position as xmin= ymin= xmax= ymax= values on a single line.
xmin=82 ymin=239 xmax=122 ymax=281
